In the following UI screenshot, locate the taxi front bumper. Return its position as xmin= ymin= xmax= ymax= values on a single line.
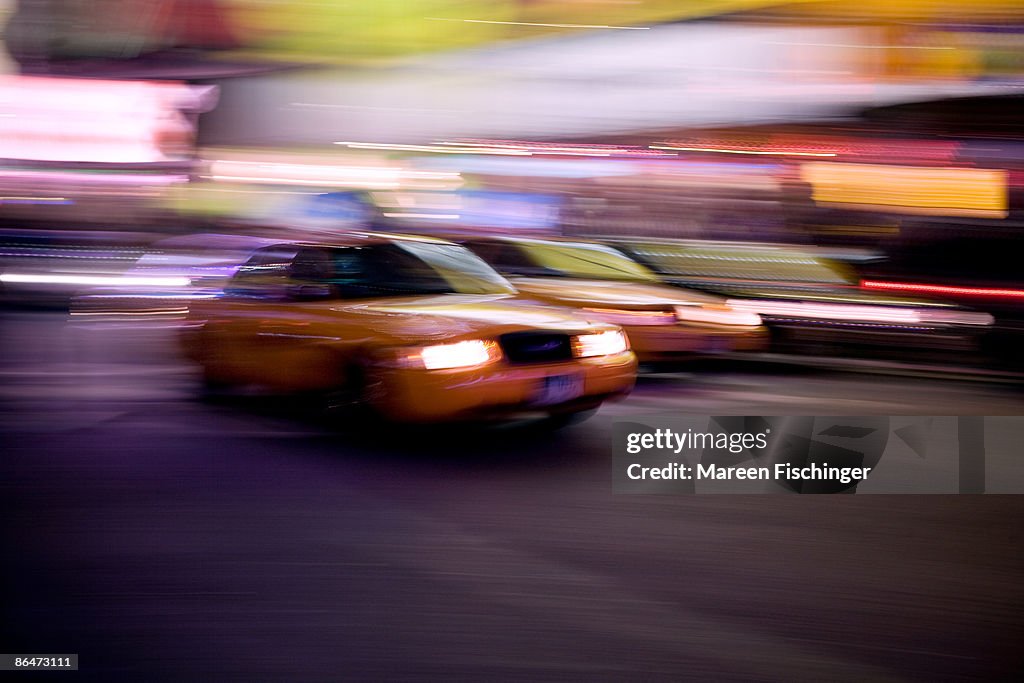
xmin=624 ymin=324 xmax=769 ymax=362
xmin=369 ymin=351 xmax=637 ymax=422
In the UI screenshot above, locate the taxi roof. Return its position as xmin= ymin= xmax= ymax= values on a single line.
xmin=461 ymin=234 xmax=628 ymax=253
xmin=275 ymin=231 xmax=457 ymax=250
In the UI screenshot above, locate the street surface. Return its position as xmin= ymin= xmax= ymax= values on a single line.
xmin=3 ymin=312 xmax=1023 ymax=680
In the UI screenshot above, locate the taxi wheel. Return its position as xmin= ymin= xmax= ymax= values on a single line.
xmin=323 ymin=361 xmax=383 ymax=419
xmin=323 ymin=379 xmax=364 ymax=413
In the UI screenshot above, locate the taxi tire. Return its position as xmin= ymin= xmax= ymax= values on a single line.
xmin=322 ymin=360 xmax=383 ymax=423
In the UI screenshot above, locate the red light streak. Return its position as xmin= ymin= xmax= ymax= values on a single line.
xmin=861 ymin=280 xmax=1024 ymax=300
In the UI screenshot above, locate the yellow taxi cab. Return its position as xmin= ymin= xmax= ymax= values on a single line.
xmin=460 ymin=236 xmax=768 ymax=361
xmin=181 ymin=233 xmax=637 ymax=423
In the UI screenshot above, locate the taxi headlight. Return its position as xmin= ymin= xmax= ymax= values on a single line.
xmin=418 ymin=339 xmax=502 ymax=370
xmin=573 ymin=329 xmax=629 ymax=358
xmin=675 ymin=305 xmax=762 ymax=327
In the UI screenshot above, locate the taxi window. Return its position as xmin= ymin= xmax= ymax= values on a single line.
xmin=519 ymin=242 xmax=659 ymax=282
xmin=289 ymin=248 xmax=334 ymax=281
xmin=394 ymin=241 xmax=515 ymax=295
xmin=224 ymin=245 xmax=298 ymax=298
xmin=625 ymin=243 xmax=855 ymax=284
xmin=289 ymin=244 xmax=489 ymax=298
xmin=226 ymin=242 xmax=514 ymax=300
xmin=355 ymin=244 xmax=454 ymax=296
xmin=464 ymin=240 xmax=543 ymax=277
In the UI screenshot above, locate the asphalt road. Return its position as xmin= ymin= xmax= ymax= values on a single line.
xmin=2 ymin=312 xmax=1024 ymax=681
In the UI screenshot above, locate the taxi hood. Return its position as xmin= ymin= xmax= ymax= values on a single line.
xmin=510 ymin=277 xmax=724 ymax=310
xmin=332 ymin=293 xmax=614 ymax=343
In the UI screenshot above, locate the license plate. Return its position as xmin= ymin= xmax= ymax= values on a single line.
xmin=533 ymin=374 xmax=584 ymax=406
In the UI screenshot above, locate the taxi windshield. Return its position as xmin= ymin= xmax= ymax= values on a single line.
xmin=520 ymin=242 xmax=659 ymax=282
xmin=286 ymin=242 xmax=514 ymax=298
xmin=625 ymin=243 xmax=856 ymax=285
xmin=393 ymin=241 xmax=515 ymax=295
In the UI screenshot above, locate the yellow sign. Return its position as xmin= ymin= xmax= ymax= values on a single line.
xmin=801 ymin=162 xmax=1008 ymax=218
